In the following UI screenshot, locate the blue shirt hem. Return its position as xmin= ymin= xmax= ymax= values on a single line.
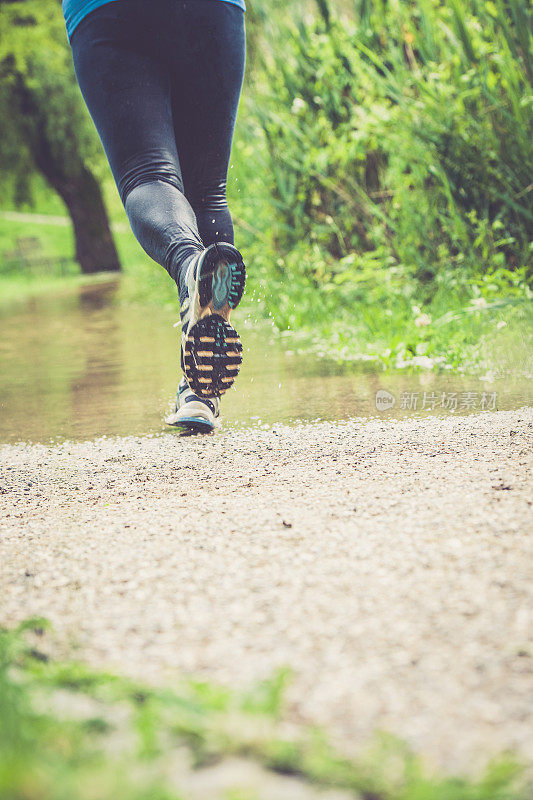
xmin=63 ymin=0 xmax=246 ymax=41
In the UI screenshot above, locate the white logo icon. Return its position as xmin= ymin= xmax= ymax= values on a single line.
xmin=375 ymin=389 xmax=396 ymax=411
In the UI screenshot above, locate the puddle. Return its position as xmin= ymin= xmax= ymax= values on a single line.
xmin=0 ymin=282 xmax=531 ymax=444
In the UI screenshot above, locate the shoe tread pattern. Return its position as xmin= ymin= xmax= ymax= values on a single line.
xmin=183 ymin=315 xmax=243 ymax=398
xmin=198 ymin=246 xmax=246 ymax=312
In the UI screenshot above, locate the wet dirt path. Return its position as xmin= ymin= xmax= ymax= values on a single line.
xmin=1 ymin=409 xmax=532 ymax=774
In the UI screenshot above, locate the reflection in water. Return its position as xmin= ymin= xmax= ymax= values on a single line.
xmin=0 ymin=283 xmax=531 ymax=444
xmin=71 ymin=285 xmax=121 ymax=433
xmin=78 ymin=278 xmax=120 ymax=311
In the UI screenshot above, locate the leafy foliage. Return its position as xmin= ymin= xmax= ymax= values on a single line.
xmin=0 ymin=0 xmax=101 ymax=204
xmin=223 ymin=0 xmax=532 ymax=369
xmin=251 ymin=0 xmax=532 ymax=283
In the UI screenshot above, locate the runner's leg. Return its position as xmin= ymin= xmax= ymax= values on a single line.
xmin=168 ymin=0 xmax=246 ymax=247
xmin=69 ymin=2 xmax=203 ymax=284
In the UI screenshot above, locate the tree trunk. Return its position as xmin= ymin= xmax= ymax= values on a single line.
xmin=34 ymin=158 xmax=121 ymax=275
xmin=15 ymin=73 xmax=121 ymax=274
xmin=53 ymin=167 xmax=121 ymax=274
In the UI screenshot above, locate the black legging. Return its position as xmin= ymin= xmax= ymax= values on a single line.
xmin=70 ymin=0 xmax=245 ymax=284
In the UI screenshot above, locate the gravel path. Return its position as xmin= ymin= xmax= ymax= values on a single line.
xmin=1 ymin=409 xmax=532 ymax=774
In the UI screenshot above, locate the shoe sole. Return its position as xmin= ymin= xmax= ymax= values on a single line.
xmin=184 ymin=244 xmax=246 ymax=398
xmin=169 ymin=417 xmax=215 ymax=434
xmin=183 ymin=315 xmax=243 ymax=398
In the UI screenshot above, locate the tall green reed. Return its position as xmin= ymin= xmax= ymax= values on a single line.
xmin=245 ymin=0 xmax=532 ymax=296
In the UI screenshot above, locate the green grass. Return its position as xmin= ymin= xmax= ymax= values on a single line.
xmin=235 ymin=0 xmax=533 ymax=374
xmin=1 ymin=620 xmax=530 ymax=800
xmin=0 ymin=208 xmax=178 ymax=311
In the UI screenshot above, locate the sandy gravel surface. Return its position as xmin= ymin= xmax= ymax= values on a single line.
xmin=1 ymin=409 xmax=532 ymax=774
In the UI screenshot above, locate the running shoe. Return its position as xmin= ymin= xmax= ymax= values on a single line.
xmin=165 ymin=377 xmax=220 ymax=433
xmin=178 ymin=242 xmax=245 ymax=398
